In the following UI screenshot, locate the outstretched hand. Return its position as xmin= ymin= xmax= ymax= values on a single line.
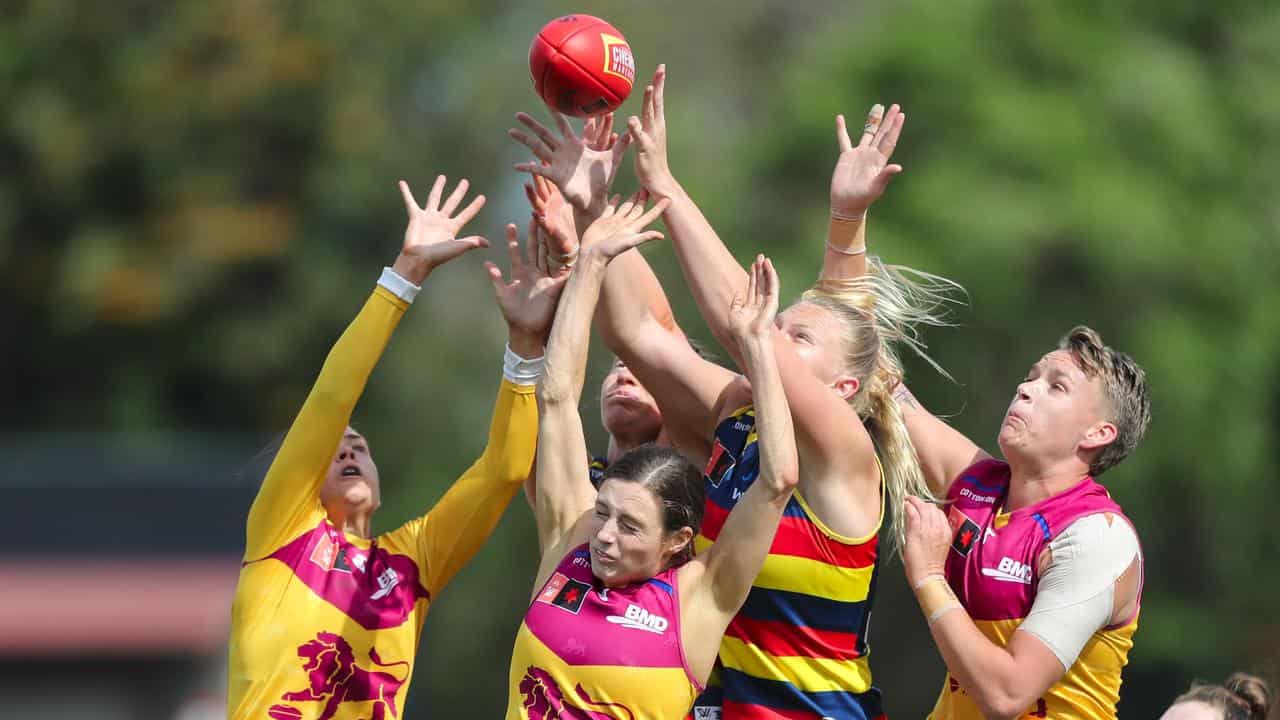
xmin=580 ymin=190 xmax=670 ymax=262
xmin=484 ymin=219 xmax=569 ymax=351
xmin=510 ymin=111 xmax=630 ymax=215
xmin=395 ymin=177 xmax=488 ymax=284
xmin=626 ymin=64 xmax=678 ymax=199
xmin=829 ymin=103 xmax=906 ymax=219
xmin=729 ymin=255 xmax=781 ymax=346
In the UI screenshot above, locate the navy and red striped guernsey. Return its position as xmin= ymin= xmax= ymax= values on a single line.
xmin=690 ymin=405 xmax=887 ymax=720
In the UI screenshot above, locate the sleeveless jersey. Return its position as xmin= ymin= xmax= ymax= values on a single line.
xmin=507 ymin=545 xmax=702 ymax=719
xmin=928 ymin=459 xmax=1142 ymax=720
xmin=691 ymin=405 xmax=887 ymax=720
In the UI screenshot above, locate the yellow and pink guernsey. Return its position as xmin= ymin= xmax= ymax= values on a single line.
xmin=929 ymin=459 xmax=1143 ymax=720
xmin=227 ymin=286 xmax=538 ymax=720
xmin=507 ymin=544 xmax=703 ymax=719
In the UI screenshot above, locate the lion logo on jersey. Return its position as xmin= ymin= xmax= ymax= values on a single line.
xmin=267 ymin=632 xmax=409 ymax=720
xmin=519 ymin=666 xmax=637 ymax=720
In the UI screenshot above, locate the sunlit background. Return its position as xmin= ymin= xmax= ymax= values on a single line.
xmin=3 ymin=1 xmax=1279 ymax=717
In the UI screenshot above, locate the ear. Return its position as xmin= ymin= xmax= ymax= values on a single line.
xmin=664 ymin=526 xmax=695 ymax=561
xmin=1080 ymin=420 xmax=1118 ymax=452
xmin=833 ymin=375 xmax=861 ymax=402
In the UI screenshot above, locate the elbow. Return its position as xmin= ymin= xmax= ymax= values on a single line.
xmin=775 ymin=467 xmax=800 ymax=495
xmin=535 ymin=374 xmax=577 ymax=407
xmin=974 ymin=689 xmax=1032 ymax=720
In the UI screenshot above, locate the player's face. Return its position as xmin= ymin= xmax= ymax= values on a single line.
xmin=776 ymin=302 xmax=858 ymax=400
xmin=599 ymin=358 xmax=663 ymax=440
xmin=997 ymin=351 xmax=1108 ymax=468
xmin=589 ymin=479 xmax=684 ymax=588
xmin=320 ymin=427 xmax=382 ymax=516
xmin=1158 ymin=701 xmax=1222 ymax=720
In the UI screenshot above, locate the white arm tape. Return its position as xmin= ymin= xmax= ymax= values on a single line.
xmin=1017 ymin=513 xmax=1141 ymax=670
xmin=503 ymin=344 xmax=545 ymax=386
xmin=378 ymin=267 xmax=422 ymax=303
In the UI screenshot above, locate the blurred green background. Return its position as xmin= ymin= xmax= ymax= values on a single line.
xmin=3 ymin=0 xmax=1278 ymax=717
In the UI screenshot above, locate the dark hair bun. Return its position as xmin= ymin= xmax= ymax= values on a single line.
xmin=1224 ymin=673 xmax=1272 ymax=720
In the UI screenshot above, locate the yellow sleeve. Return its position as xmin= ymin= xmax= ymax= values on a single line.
xmin=243 ymin=286 xmax=409 ymax=560
xmin=380 ymin=377 xmax=537 ymax=596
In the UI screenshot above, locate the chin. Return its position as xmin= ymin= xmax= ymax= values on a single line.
xmin=604 ymin=412 xmax=661 ymax=440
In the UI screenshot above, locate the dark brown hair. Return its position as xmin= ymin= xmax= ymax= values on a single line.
xmin=603 ymin=443 xmax=705 ymax=566
xmin=1172 ymin=673 xmax=1272 ymax=720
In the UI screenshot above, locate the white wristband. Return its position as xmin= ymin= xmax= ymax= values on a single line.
xmin=378 ymin=267 xmax=422 ymax=303
xmin=503 ymin=344 xmax=545 ymax=385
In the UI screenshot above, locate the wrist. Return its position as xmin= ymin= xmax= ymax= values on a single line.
xmin=378 ymin=266 xmax=422 ymax=304
xmin=913 ymin=573 xmax=963 ymax=626
xmin=826 ymin=212 xmax=867 ymax=255
xmin=391 ymin=252 xmax=432 ymax=286
xmin=645 ymin=174 xmax=682 ymax=201
xmin=829 ymin=205 xmax=868 ymax=221
xmin=507 ymin=330 xmax=544 ymax=360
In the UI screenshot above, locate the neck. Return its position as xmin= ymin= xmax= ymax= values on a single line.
xmin=606 ymin=429 xmax=651 ymax=464
xmin=1005 ymin=457 xmax=1090 ymax=512
xmin=326 ymin=506 xmax=373 ymax=539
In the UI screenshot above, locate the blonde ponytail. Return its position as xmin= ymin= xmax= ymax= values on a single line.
xmin=801 ymin=255 xmax=965 ymax=554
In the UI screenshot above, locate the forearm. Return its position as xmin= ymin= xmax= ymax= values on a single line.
xmin=540 ymin=256 xmax=607 ymax=404
xmin=739 ymin=338 xmax=796 ymax=495
xmin=596 ymin=244 xmax=679 ymax=356
xmin=703 ymin=478 xmax=791 ymax=615
xmin=418 ymin=376 xmax=538 ymax=593
xmin=533 ymin=254 xmax=608 ymax=548
xmin=916 ymin=577 xmax=1028 ymax=719
xmin=662 ymin=184 xmax=749 ymax=347
xmin=246 ymin=280 xmax=408 ymax=555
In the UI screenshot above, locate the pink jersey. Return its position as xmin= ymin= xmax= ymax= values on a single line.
xmin=506 ymin=545 xmax=702 ymax=719
xmin=930 ymin=459 xmax=1142 ymax=719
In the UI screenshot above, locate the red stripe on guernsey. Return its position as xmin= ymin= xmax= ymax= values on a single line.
xmin=726 ymin=616 xmax=863 ymax=662
xmin=701 ymin=501 xmax=877 ymax=569
xmin=721 ymin=700 xmax=826 ymax=720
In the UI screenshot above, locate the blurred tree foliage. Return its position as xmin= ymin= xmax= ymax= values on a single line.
xmin=2 ymin=0 xmax=1277 ymax=717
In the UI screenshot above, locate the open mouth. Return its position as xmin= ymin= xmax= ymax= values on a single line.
xmin=340 ymin=466 xmax=363 ymax=478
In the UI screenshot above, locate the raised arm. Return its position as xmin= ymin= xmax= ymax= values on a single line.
xmin=815 ymin=105 xmax=984 ymax=495
xmin=627 ymin=65 xmax=872 ymax=474
xmin=244 ymin=176 xmax=488 ymax=560
xmin=381 ymin=218 xmax=566 ymax=595
xmin=512 ymin=105 xmax=738 ymax=465
xmin=529 ymin=195 xmax=669 ymax=588
xmin=682 ymin=256 xmax=799 ymax=679
xmin=821 ymin=103 xmax=905 ymax=280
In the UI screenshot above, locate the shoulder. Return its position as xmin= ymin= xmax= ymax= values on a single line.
xmin=716 ymin=377 xmax=753 ymax=423
xmin=1042 ymin=513 xmax=1140 ymax=581
xmin=946 ymin=458 xmax=1010 ymax=498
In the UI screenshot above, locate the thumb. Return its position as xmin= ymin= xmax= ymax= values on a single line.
xmin=873 ymin=165 xmax=904 ymax=193
xmin=424 ymin=236 xmax=488 ymax=268
xmin=903 ymin=497 xmax=921 ymax=532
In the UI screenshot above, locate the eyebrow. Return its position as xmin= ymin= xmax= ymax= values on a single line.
xmin=617 ymin=512 xmax=643 ymax=527
xmin=344 ymin=433 xmax=363 ymax=441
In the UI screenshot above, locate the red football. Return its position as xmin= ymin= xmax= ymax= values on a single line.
xmin=529 ymin=15 xmax=636 ymax=117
